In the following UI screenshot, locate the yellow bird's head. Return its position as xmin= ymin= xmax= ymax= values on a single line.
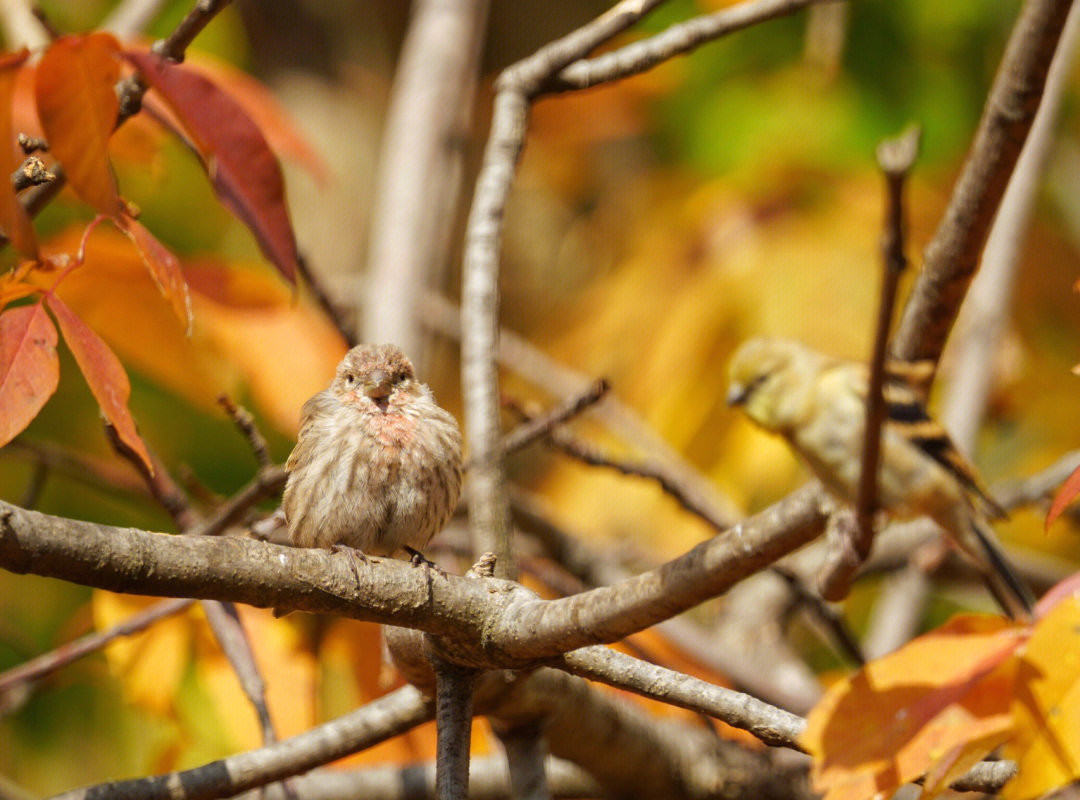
xmin=727 ymin=337 xmax=825 ymax=433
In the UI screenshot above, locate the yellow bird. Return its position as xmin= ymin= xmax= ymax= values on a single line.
xmin=727 ymin=337 xmax=1033 ymax=619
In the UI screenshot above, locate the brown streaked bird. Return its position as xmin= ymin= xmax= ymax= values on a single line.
xmin=282 ymin=344 xmax=463 ymax=563
xmin=727 ymin=337 xmax=1033 ymax=620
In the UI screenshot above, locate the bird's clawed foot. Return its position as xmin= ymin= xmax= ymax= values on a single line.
xmin=405 ymin=546 xmax=446 ymax=581
xmin=331 ymin=543 xmax=370 ymax=589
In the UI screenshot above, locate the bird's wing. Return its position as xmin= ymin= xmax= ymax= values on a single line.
xmin=286 ymin=390 xmax=337 ymax=473
xmin=880 ymin=365 xmax=1007 ymax=520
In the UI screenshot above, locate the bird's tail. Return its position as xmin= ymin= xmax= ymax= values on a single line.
xmin=968 ymin=518 xmax=1036 ymax=622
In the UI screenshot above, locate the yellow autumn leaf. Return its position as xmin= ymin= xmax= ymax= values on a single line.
xmin=1003 ymin=596 xmax=1080 ymax=799
xmin=92 ymin=591 xmax=192 ymax=716
xmin=195 ymin=606 xmax=318 ymax=750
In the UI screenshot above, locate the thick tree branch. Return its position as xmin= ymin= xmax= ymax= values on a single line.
xmin=0 ymin=486 xmax=827 ymax=667
xmin=890 ymin=0 xmax=1073 ymax=363
xmin=363 ymin=0 xmax=491 ymax=362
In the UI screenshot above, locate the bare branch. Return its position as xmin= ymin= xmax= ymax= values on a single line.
xmin=362 ymin=0 xmax=491 ymax=362
xmin=544 ymin=428 xmax=729 ymax=533
xmin=0 ymin=597 xmax=194 ymax=703
xmin=462 ymin=0 xmax=668 ymax=580
xmin=103 ymin=421 xmax=198 ymax=529
xmin=493 ymin=721 xmax=552 ymax=800
xmin=559 ymin=646 xmax=807 ymax=751
xmin=547 ymin=0 xmax=840 ymax=91
xmin=432 ymin=659 xmax=478 ymax=800
xmin=423 ymin=292 xmax=741 ymax=527
xmin=152 ymin=0 xmax=231 ymax=61
xmin=0 ymin=488 xmax=827 ymax=666
xmin=891 ymin=0 xmax=1074 ymax=363
xmin=820 ymin=126 xmax=920 ymax=601
xmin=218 ymin=394 xmax=272 ymax=470
xmin=297 ymin=254 xmax=358 ymax=346
xmin=500 ymin=378 xmax=610 ymax=458
xmin=252 ymin=756 xmax=599 ymax=800
xmin=185 ymin=465 xmax=287 ymax=538
xmin=50 ymin=686 xmax=434 ymax=800
xmin=200 ymin=600 xmax=278 ymax=745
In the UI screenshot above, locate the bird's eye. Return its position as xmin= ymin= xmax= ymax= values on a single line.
xmin=343 ymin=373 xmax=356 ymax=387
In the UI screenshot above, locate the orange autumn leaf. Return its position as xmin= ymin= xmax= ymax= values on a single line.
xmin=0 ymin=277 xmax=39 ymax=309
xmin=0 ymin=302 xmax=57 ymax=446
xmin=801 ymin=614 xmax=1026 ymax=800
xmin=44 ymin=292 xmax=152 ymax=473
xmin=39 ymin=224 xmax=344 ymax=433
xmin=0 ymin=48 xmax=36 ymax=258
xmin=112 ymin=211 xmax=192 ymax=333
xmin=35 ymin=34 xmax=123 ymax=215
xmin=1002 ymin=596 xmax=1080 ymax=799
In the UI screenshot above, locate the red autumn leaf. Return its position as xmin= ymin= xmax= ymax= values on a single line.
xmin=0 ymin=49 xmax=36 ymax=257
xmin=1045 ymin=459 xmax=1080 ymax=530
xmin=0 ymin=302 xmax=58 ymax=446
xmin=124 ymin=49 xmax=298 ymax=283
xmin=44 ymin=292 xmax=152 ymax=473
xmin=35 ymin=34 xmax=122 ymax=215
xmin=112 ymin=211 xmax=192 ymax=333
xmin=168 ymin=52 xmax=329 ymax=184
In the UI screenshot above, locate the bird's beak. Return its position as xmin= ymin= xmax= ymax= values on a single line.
xmin=726 ymin=383 xmax=747 ymax=406
xmin=364 ymin=369 xmax=391 ymax=399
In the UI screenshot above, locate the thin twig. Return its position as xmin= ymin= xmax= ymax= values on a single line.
xmin=772 ymin=566 xmax=865 ymax=666
xmin=546 ymin=0 xmax=839 ymax=92
xmin=199 ymin=598 xmax=290 ymax=790
xmin=857 ymin=126 xmax=920 ymax=551
xmin=819 ymin=126 xmax=919 ymax=601
xmin=996 ymin=449 xmax=1080 ymax=511
xmin=152 ymin=0 xmax=232 ymax=61
xmin=297 ymin=254 xmax=358 ymax=346
xmin=49 ymin=686 xmax=434 ymax=800
xmin=461 ymin=0 xmax=668 ymax=581
xmin=545 ymin=428 xmax=727 ymax=533
xmin=499 ymin=378 xmax=610 ymax=457
xmin=0 ymin=597 xmax=194 ymax=699
xmin=219 ymin=394 xmax=272 ymax=469
xmin=185 ymin=465 xmax=287 ymax=537
xmin=559 ymin=646 xmax=807 ymax=751
xmin=103 ymin=420 xmax=198 ymax=529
